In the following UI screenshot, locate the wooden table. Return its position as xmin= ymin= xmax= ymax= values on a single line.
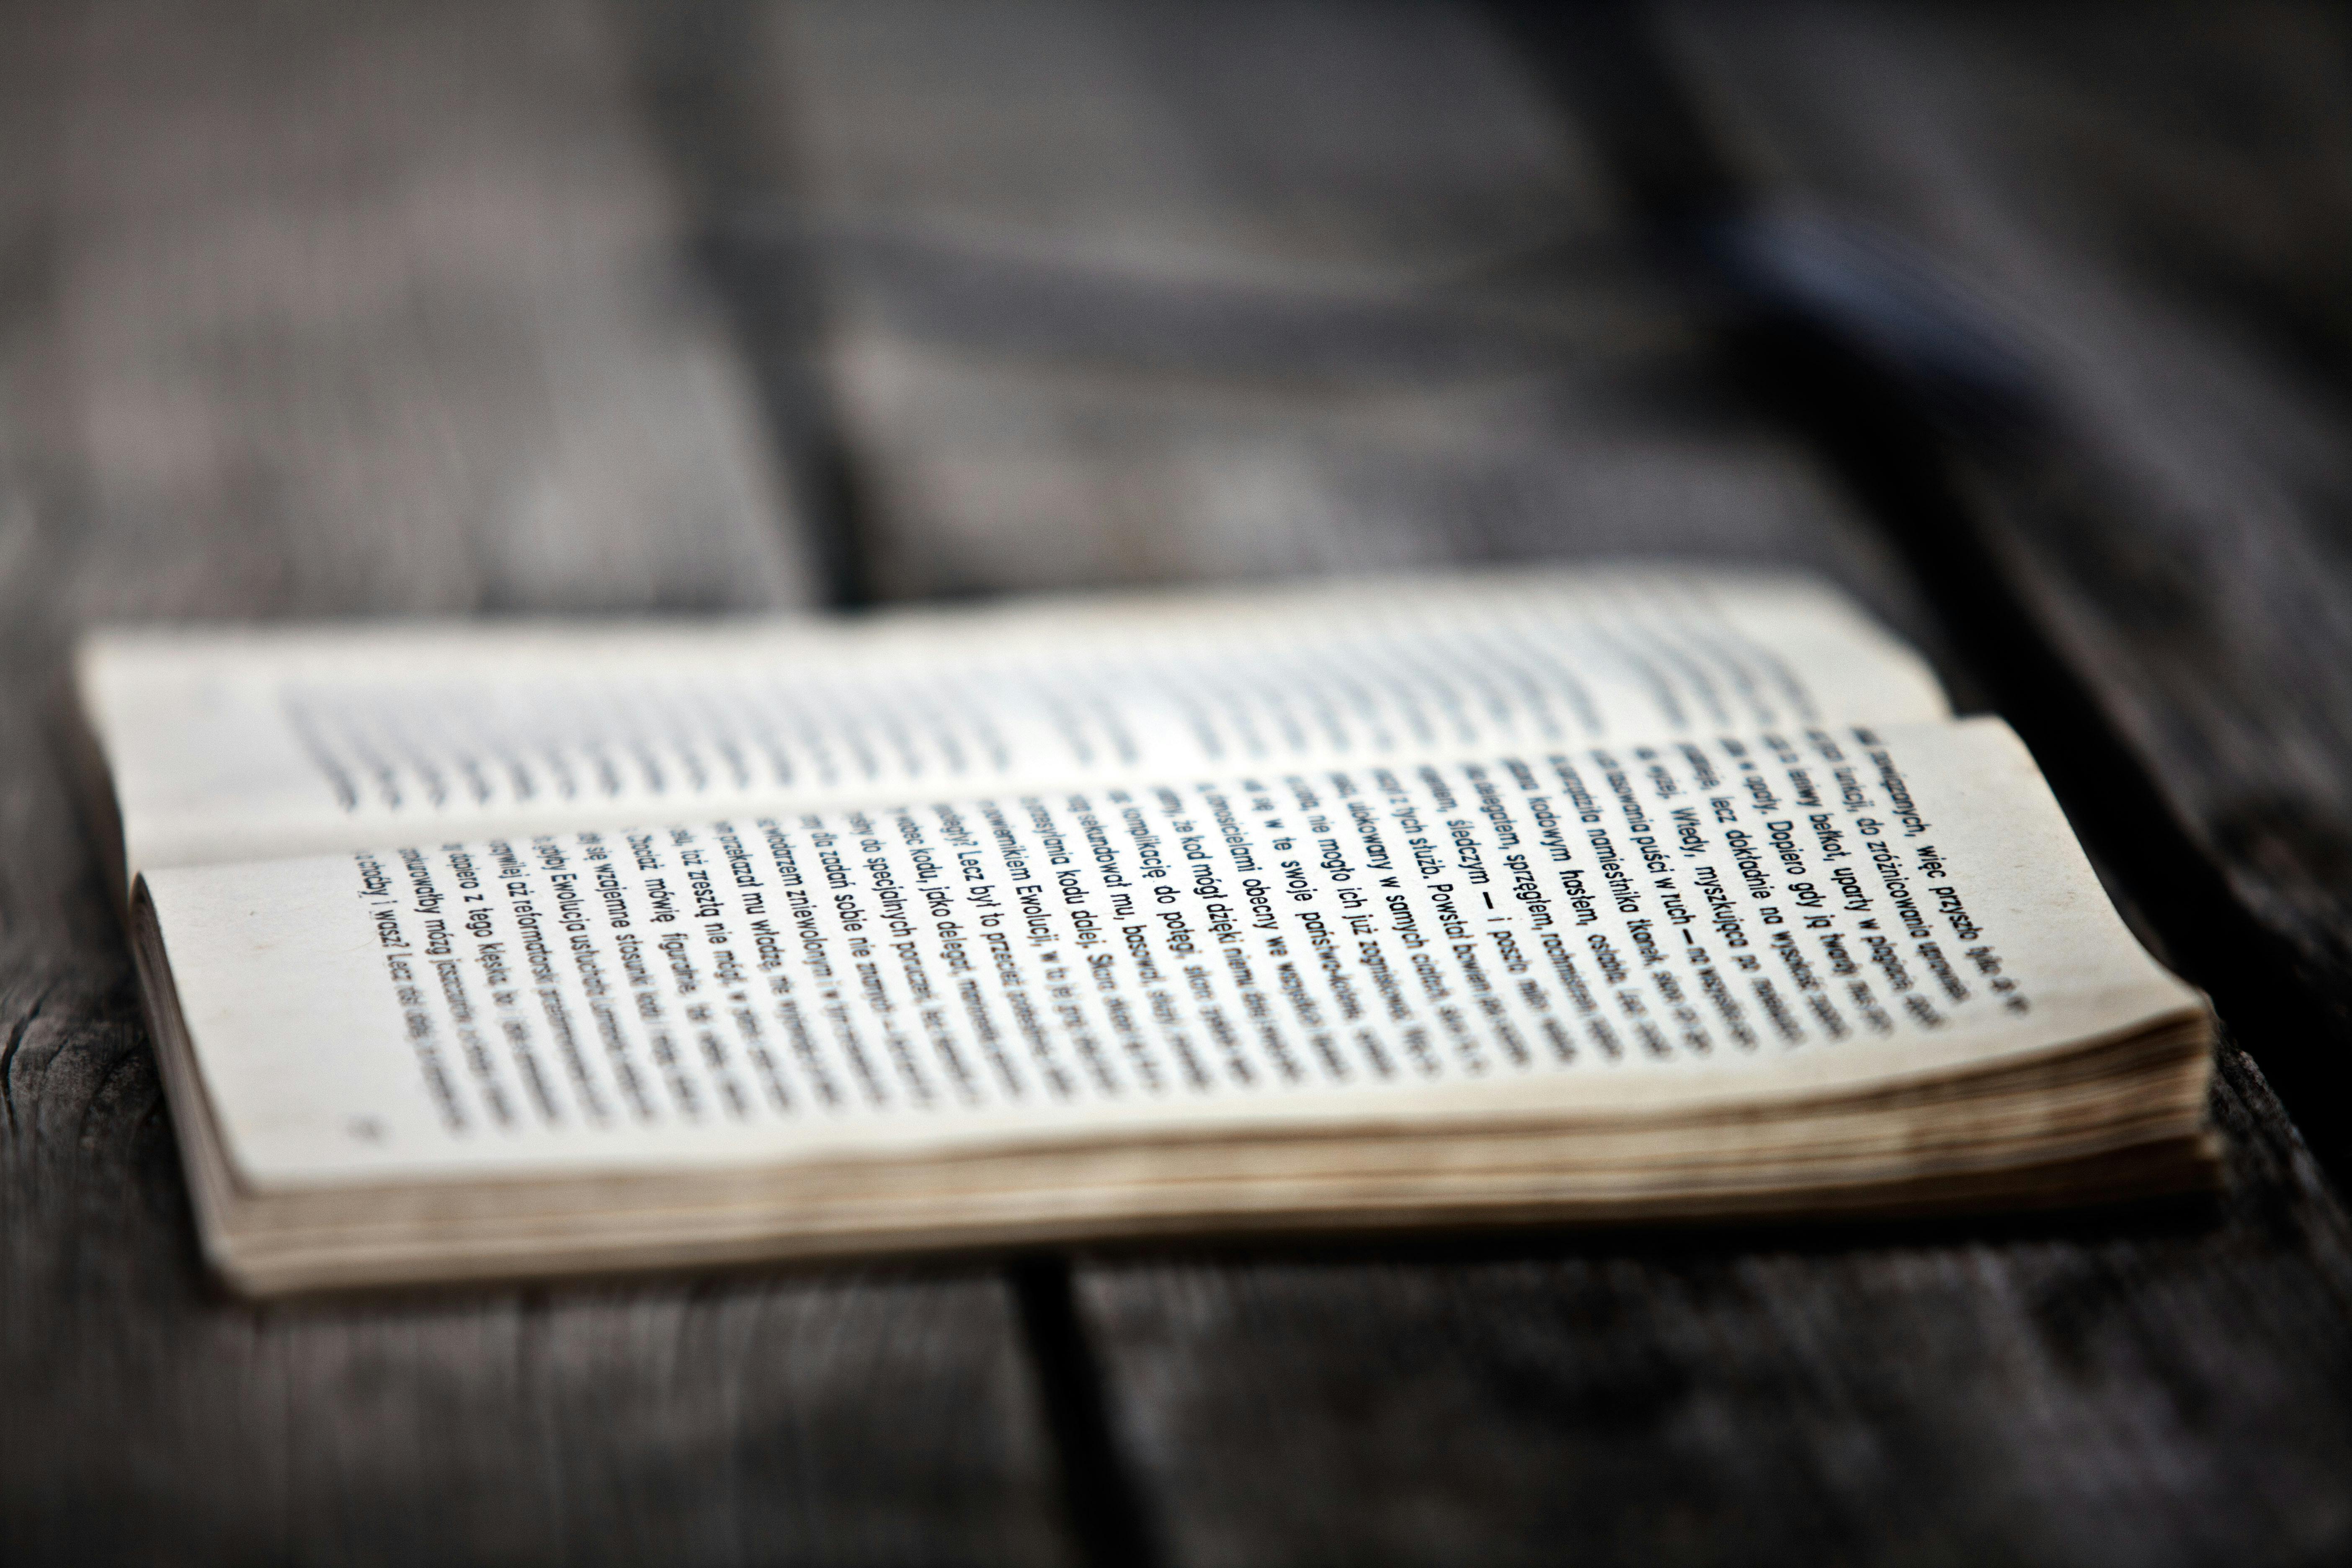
xmin=8 ymin=3 xmax=2352 ymax=1562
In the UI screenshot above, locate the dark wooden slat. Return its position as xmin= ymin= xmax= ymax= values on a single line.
xmin=758 ymin=2 xmax=2352 ymax=1561
xmin=0 ymin=4 xmax=1073 ymax=1564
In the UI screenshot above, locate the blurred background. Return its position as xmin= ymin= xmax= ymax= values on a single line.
xmin=10 ymin=4 xmax=2352 ymax=1565
xmin=7 ymin=1 xmax=2345 ymax=626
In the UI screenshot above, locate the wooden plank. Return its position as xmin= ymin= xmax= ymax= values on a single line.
xmin=0 ymin=4 xmax=1073 ymax=1563
xmin=20 ymin=0 xmax=809 ymax=620
xmin=761 ymin=2 xmax=2352 ymax=1562
xmin=768 ymin=0 xmax=1936 ymax=619
xmin=778 ymin=0 xmax=1612 ymax=287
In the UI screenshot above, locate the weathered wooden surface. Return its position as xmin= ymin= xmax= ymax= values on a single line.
xmin=758 ymin=2 xmax=2352 ymax=1563
xmin=0 ymin=4 xmax=1073 ymax=1565
xmin=8 ymin=1 xmax=2352 ymax=1563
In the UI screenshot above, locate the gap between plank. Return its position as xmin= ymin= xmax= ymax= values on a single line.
xmin=1012 ymin=1255 xmax=1168 ymax=1568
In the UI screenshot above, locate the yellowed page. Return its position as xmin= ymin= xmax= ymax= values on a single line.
xmin=142 ymin=717 xmax=2200 ymax=1190
xmin=82 ymin=567 xmax=1946 ymax=882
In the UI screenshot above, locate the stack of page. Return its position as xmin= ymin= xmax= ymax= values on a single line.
xmin=76 ymin=568 xmax=2215 ymax=1294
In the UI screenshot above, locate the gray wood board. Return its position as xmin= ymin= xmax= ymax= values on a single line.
xmin=760 ymin=2 xmax=2352 ymax=1562
xmin=0 ymin=3 xmax=1073 ymax=1564
xmin=765 ymin=0 xmax=1937 ymax=623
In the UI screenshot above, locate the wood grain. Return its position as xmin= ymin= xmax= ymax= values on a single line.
xmin=756 ymin=2 xmax=2352 ymax=1561
xmin=0 ymin=4 xmax=1072 ymax=1564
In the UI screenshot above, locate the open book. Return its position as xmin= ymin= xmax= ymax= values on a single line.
xmin=77 ymin=568 xmax=2217 ymax=1295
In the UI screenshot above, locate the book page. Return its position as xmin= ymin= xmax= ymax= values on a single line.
xmin=143 ymin=716 xmax=2201 ymax=1189
xmin=83 ymin=567 xmax=1947 ymax=880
